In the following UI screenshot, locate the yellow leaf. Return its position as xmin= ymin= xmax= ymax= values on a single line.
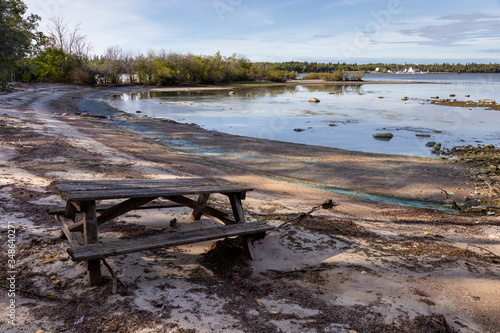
xmin=180 ymin=285 xmax=185 ymax=290
xmin=43 ymin=258 xmax=52 ymax=264
xmin=54 ymin=254 xmax=60 ymax=259
xmin=202 ymin=182 xmax=210 ymax=185
xmin=46 ymin=292 xmax=54 ymax=297
xmin=34 ymin=330 xmax=44 ymax=333
xmin=54 ymin=280 xmax=61 ymax=285
xmin=424 ymin=231 xmax=429 ymax=235
xmin=50 ymin=275 xmax=57 ymax=280
xmin=256 ymin=299 xmax=262 ymax=306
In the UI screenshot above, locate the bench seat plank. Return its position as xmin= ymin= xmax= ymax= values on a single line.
xmin=68 ymin=222 xmax=273 ymax=262
xmin=47 ymin=201 xmax=184 ymax=216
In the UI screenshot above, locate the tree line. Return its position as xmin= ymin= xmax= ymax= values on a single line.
xmin=2 ymin=0 xmax=500 ymax=91
xmin=272 ymin=61 xmax=500 ymax=74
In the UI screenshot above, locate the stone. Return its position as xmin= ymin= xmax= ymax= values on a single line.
xmin=431 ymin=96 xmax=439 ymax=99
xmin=449 ymin=94 xmax=455 ymax=97
xmin=465 ymin=94 xmax=470 ymax=97
xmin=426 ymin=141 xmax=436 ymax=147
xmin=372 ymin=133 xmax=393 ymax=140
xmin=294 ymin=128 xmax=305 ymax=132
xmin=401 ymin=97 xmax=408 ymax=101
xmin=432 ymin=143 xmax=442 ymax=154
xmin=309 ymin=97 xmax=320 ymax=103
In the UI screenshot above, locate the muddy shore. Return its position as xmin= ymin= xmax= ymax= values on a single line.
xmin=0 ymin=83 xmax=499 ymax=333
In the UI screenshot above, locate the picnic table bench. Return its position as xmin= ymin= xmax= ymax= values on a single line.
xmin=48 ymin=178 xmax=273 ymax=286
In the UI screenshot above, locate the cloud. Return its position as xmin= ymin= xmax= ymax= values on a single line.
xmin=482 ymin=48 xmax=500 ymax=53
xmin=400 ymin=12 xmax=500 ymax=46
xmin=312 ymin=34 xmax=335 ymax=38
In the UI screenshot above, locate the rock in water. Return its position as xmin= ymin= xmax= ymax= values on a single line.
xmin=309 ymin=97 xmax=320 ymax=103
xmin=372 ymin=133 xmax=394 ymax=140
xmin=432 ymin=143 xmax=442 ymax=154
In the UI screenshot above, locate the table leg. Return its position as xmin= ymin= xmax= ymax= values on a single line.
xmin=228 ymin=193 xmax=255 ymax=260
xmin=81 ymin=200 xmax=101 ymax=286
xmin=191 ymin=193 xmax=210 ymax=221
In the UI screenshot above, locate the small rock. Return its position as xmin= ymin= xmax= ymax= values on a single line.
xmin=294 ymin=128 xmax=305 ymax=132
xmin=378 ymin=96 xmax=384 ymax=99
xmin=309 ymin=97 xmax=320 ymax=103
xmin=431 ymin=96 xmax=439 ymax=99
xmin=229 ymin=91 xmax=234 ymax=95
xmin=401 ymin=97 xmax=408 ymax=101
xmin=372 ymin=133 xmax=393 ymax=140
xmin=426 ymin=141 xmax=436 ymax=147
xmin=465 ymin=94 xmax=470 ymax=97
xmin=432 ymin=143 xmax=442 ymax=154
xmin=449 ymin=94 xmax=455 ymax=97
xmin=136 ymin=110 xmax=142 ymax=113
xmin=361 ymin=271 xmax=368 ymax=275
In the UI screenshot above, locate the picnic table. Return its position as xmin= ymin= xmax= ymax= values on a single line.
xmin=48 ymin=178 xmax=273 ymax=286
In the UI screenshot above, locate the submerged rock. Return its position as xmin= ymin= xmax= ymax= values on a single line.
xmin=294 ymin=128 xmax=305 ymax=132
xmin=426 ymin=141 xmax=436 ymax=147
xmin=372 ymin=132 xmax=393 ymax=140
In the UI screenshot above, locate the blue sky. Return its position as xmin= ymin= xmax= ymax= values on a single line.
xmin=23 ymin=0 xmax=500 ymax=63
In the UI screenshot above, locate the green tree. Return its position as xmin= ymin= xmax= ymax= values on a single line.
xmin=0 ymin=0 xmax=41 ymax=83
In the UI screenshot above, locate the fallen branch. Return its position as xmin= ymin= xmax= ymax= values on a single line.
xmin=466 ymin=244 xmax=500 ymax=260
xmin=437 ymin=187 xmax=461 ymax=211
xmin=50 ymin=133 xmax=63 ymax=148
xmin=101 ymin=258 xmax=126 ymax=294
xmin=273 ymin=199 xmax=335 ymax=231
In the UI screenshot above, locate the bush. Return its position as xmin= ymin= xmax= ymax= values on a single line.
xmin=303 ymin=72 xmax=321 ymax=79
xmin=321 ymin=70 xmax=347 ymax=81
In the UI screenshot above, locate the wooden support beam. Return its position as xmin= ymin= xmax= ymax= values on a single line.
xmin=81 ymin=200 xmax=101 ymax=286
xmin=166 ymin=195 xmax=235 ymax=225
xmin=228 ymin=193 xmax=255 ymax=260
xmin=56 ymin=215 xmax=85 ymax=246
xmin=191 ymin=193 xmax=210 ymax=221
xmin=96 ymin=196 xmax=158 ymax=225
xmin=65 ymin=201 xmax=77 ymax=221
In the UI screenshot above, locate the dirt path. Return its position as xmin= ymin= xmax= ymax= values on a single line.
xmin=0 ymin=84 xmax=499 ymax=333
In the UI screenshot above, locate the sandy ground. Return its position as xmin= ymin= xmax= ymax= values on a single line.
xmin=0 ymin=83 xmax=499 ymax=333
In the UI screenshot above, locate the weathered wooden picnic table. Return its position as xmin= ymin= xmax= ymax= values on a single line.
xmin=49 ymin=178 xmax=273 ymax=286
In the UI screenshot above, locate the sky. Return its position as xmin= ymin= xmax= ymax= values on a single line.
xmin=23 ymin=0 xmax=500 ymax=64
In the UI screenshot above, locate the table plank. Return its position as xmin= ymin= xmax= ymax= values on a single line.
xmin=52 ymin=178 xmax=242 ymax=192
xmin=59 ymin=186 xmax=252 ymax=201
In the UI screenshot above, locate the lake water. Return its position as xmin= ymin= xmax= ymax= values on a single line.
xmin=108 ymin=73 xmax=500 ymax=157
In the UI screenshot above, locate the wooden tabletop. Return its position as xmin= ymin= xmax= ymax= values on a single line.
xmin=51 ymin=178 xmax=253 ymax=201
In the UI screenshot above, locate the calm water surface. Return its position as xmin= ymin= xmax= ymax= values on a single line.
xmin=109 ymin=73 xmax=500 ymax=157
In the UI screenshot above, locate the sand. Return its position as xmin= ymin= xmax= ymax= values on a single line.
xmin=0 ymin=83 xmax=499 ymax=333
